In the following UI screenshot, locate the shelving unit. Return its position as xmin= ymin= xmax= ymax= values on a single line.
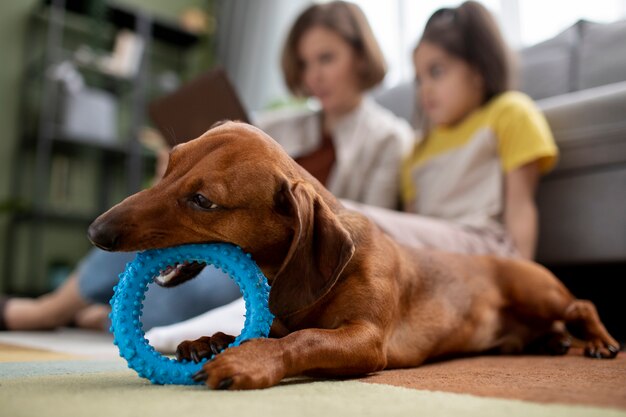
xmin=3 ymin=0 xmax=201 ymax=294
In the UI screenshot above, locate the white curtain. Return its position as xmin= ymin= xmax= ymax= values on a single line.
xmin=215 ymin=0 xmax=311 ymax=112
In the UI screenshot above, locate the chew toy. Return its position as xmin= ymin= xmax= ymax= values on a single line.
xmin=109 ymin=243 xmax=274 ymax=385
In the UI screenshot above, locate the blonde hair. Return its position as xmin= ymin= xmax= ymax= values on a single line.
xmin=282 ymin=1 xmax=386 ymax=96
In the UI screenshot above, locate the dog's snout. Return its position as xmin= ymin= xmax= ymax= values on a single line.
xmin=88 ymin=218 xmax=120 ymax=251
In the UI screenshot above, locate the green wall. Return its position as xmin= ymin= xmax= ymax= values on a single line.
xmin=0 ymin=1 xmax=39 ymax=293
xmin=0 ymin=0 xmax=213 ymax=293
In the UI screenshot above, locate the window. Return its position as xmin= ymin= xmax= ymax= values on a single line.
xmin=350 ymin=0 xmax=626 ymax=87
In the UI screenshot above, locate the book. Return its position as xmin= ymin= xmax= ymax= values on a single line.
xmin=148 ymin=67 xmax=249 ymax=147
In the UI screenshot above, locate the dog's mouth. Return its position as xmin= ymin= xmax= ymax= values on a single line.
xmin=154 ymin=261 xmax=206 ymax=288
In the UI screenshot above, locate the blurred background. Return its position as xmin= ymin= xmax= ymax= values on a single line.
xmin=0 ymin=0 xmax=624 ymax=340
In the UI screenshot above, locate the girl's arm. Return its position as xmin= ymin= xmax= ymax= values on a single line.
xmin=504 ymin=161 xmax=541 ymax=260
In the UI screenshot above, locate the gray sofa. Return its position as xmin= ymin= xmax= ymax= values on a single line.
xmin=374 ymin=19 xmax=626 ymax=265
xmin=520 ymin=19 xmax=626 ymax=265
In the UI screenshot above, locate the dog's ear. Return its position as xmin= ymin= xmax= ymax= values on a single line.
xmin=270 ymin=180 xmax=355 ymax=319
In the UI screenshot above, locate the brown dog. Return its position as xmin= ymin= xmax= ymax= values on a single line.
xmin=88 ymin=121 xmax=619 ymax=390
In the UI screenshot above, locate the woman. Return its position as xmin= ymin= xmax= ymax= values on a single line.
xmin=0 ymin=1 xmax=413 ymax=332
xmin=258 ymin=0 xmax=413 ymax=209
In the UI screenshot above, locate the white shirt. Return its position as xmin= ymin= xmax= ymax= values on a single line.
xmin=256 ymin=97 xmax=414 ymax=209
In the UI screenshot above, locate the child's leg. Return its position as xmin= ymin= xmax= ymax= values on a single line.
xmin=3 ymin=273 xmax=90 ymax=330
xmin=141 ymin=265 xmax=242 ymax=331
xmin=73 ymin=303 xmax=112 ymax=330
xmin=145 ymin=297 xmax=246 ymax=353
xmin=341 ymin=199 xmax=519 ymax=257
xmin=2 ymin=248 xmax=136 ymax=331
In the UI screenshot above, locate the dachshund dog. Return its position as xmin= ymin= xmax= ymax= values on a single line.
xmin=88 ymin=121 xmax=619 ymax=390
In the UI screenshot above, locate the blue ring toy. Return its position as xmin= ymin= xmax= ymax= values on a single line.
xmin=109 ymin=243 xmax=274 ymax=385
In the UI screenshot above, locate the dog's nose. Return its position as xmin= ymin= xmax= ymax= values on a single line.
xmin=87 ymin=218 xmax=119 ymax=251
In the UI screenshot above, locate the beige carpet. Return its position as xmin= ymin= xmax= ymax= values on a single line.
xmin=1 ymin=330 xmax=625 ymax=417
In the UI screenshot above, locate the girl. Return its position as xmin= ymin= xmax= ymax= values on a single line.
xmin=0 ymin=1 xmax=413 ymax=332
xmin=347 ymin=1 xmax=558 ymax=260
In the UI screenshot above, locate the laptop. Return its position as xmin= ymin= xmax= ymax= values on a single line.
xmin=148 ymin=67 xmax=250 ymax=147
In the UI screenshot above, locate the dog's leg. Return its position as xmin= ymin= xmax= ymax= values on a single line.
xmin=523 ymin=321 xmax=572 ymax=356
xmin=495 ymin=259 xmax=620 ymax=359
xmin=190 ymin=323 xmax=387 ymax=390
xmin=562 ymin=299 xmax=620 ymax=358
xmin=176 ymin=332 xmax=236 ymax=362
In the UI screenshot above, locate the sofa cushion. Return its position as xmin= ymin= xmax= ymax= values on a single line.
xmin=372 ymin=80 xmax=417 ymax=127
xmin=537 ymin=80 xmax=626 ymax=172
xmin=518 ymin=22 xmax=582 ymax=100
xmin=536 ymin=168 xmax=626 ymax=264
xmin=535 ymin=80 xmax=626 ymax=264
xmin=578 ymin=19 xmax=626 ymax=90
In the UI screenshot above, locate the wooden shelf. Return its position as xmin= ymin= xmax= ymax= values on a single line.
xmin=3 ymin=0 xmax=204 ymax=295
xmin=12 ymin=208 xmax=98 ymax=226
xmin=40 ymin=0 xmax=201 ymax=48
xmin=20 ymin=130 xmax=158 ymax=159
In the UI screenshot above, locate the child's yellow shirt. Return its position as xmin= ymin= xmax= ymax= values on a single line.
xmin=401 ymin=91 xmax=558 ymax=232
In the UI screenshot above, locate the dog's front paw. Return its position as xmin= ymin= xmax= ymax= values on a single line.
xmin=584 ymin=338 xmax=621 ymax=359
xmin=192 ymin=338 xmax=285 ymax=390
xmin=176 ymin=332 xmax=236 ymax=363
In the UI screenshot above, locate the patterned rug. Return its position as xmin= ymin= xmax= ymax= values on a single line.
xmin=1 ymin=329 xmax=624 ymax=417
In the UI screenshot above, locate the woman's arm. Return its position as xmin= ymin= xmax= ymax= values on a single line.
xmin=504 ymin=161 xmax=541 ymax=260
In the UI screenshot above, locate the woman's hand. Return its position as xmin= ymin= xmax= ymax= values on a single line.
xmin=504 ymin=161 xmax=541 ymax=260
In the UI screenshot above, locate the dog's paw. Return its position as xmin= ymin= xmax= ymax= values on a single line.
xmin=192 ymin=338 xmax=285 ymax=390
xmin=525 ymin=331 xmax=572 ymax=356
xmin=583 ymin=338 xmax=621 ymax=359
xmin=175 ymin=332 xmax=236 ymax=363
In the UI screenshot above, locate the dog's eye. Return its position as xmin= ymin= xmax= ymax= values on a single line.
xmin=190 ymin=194 xmax=218 ymax=210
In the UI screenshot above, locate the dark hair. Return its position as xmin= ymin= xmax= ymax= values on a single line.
xmin=415 ymin=1 xmax=515 ymax=102
xmin=282 ymin=1 xmax=386 ymax=96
